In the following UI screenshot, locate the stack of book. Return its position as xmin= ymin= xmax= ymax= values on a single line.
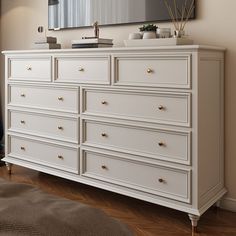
xmin=71 ymin=38 xmax=113 ymax=49
xmin=33 ymin=36 xmax=61 ymax=49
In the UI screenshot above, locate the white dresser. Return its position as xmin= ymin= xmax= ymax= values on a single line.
xmin=3 ymin=45 xmax=226 ymax=230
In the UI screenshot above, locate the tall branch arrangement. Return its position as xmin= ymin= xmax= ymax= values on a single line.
xmin=164 ymin=0 xmax=195 ymax=32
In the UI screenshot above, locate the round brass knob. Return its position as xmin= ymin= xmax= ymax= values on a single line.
xmin=101 ymin=165 xmax=107 ymax=169
xmin=20 ymin=120 xmax=25 ymax=124
xmin=20 ymin=146 xmax=25 ymax=151
xmin=26 ymin=66 xmax=32 ymax=71
xmin=158 ymin=105 xmax=164 ymax=110
xmin=78 ymin=67 xmax=84 ymax=72
xmin=58 ymin=97 xmax=64 ymax=101
xmin=158 ymin=142 xmax=165 ymax=147
xmin=158 ymin=178 xmax=164 ymax=183
xmin=147 ymin=68 xmax=153 ymax=74
xmin=58 ymin=126 xmax=63 ymax=130
xmin=101 ymin=101 xmax=107 ymax=105
xmin=101 ymin=133 xmax=107 ymax=137
xmin=58 ymin=155 xmax=63 ymax=159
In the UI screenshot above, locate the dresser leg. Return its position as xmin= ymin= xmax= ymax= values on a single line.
xmin=5 ymin=162 xmax=12 ymax=174
xmin=215 ymin=200 xmax=221 ymax=208
xmin=188 ymin=214 xmax=200 ymax=233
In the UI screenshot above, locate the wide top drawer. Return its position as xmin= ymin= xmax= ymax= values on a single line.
xmin=54 ymin=56 xmax=110 ymax=84
xmin=114 ymin=54 xmax=191 ymax=89
xmin=8 ymin=56 xmax=51 ymax=82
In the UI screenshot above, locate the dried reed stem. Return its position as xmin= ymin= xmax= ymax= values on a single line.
xmin=164 ymin=0 xmax=179 ymax=30
xmin=181 ymin=0 xmax=195 ymax=30
xmin=164 ymin=0 xmax=195 ymax=31
xmin=173 ymin=0 xmax=179 ymax=30
xmin=180 ymin=0 xmax=188 ymax=30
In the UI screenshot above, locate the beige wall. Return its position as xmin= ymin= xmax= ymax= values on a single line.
xmin=1 ymin=0 xmax=236 ymax=204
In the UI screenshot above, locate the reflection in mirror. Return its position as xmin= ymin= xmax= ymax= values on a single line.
xmin=48 ymin=0 xmax=195 ymax=30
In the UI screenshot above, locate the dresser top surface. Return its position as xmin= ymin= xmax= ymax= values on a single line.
xmin=2 ymin=45 xmax=226 ymax=55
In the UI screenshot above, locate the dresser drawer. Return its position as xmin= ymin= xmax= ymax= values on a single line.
xmin=9 ymin=85 xmax=79 ymax=113
xmin=8 ymin=56 xmax=51 ymax=81
xmin=82 ymin=120 xmax=190 ymax=165
xmin=9 ymin=136 xmax=79 ymax=173
xmin=82 ymin=88 xmax=191 ymax=127
xmin=55 ymin=56 xmax=110 ymax=84
xmin=82 ymin=150 xmax=191 ymax=203
xmin=114 ymin=54 xmax=191 ymax=88
xmin=9 ymin=110 xmax=79 ymax=143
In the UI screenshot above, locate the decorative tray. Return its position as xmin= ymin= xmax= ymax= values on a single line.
xmin=124 ymin=38 xmax=193 ymax=47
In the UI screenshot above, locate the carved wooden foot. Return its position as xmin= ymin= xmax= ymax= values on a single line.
xmin=5 ymin=162 xmax=12 ymax=174
xmin=188 ymin=214 xmax=200 ymax=234
xmin=192 ymin=225 xmax=197 ymax=234
xmin=213 ymin=200 xmax=222 ymax=214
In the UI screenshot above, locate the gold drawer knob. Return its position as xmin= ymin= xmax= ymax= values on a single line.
xmin=20 ymin=146 xmax=25 ymax=151
xmin=78 ymin=67 xmax=84 ymax=72
xmin=58 ymin=155 xmax=64 ymax=159
xmin=158 ymin=178 xmax=164 ymax=183
xmin=58 ymin=97 xmax=64 ymax=101
xmin=158 ymin=142 xmax=165 ymax=147
xmin=101 ymin=165 xmax=107 ymax=170
xmin=158 ymin=105 xmax=164 ymax=110
xmin=101 ymin=133 xmax=107 ymax=137
xmin=26 ymin=66 xmax=32 ymax=71
xmin=147 ymin=68 xmax=153 ymax=74
xmin=101 ymin=101 xmax=107 ymax=105
xmin=20 ymin=120 xmax=25 ymax=124
xmin=20 ymin=93 xmax=26 ymax=97
xmin=58 ymin=126 xmax=63 ymax=130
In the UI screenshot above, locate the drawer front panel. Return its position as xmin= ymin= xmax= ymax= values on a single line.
xmin=8 ymin=57 xmax=51 ymax=81
xmin=55 ymin=56 xmax=110 ymax=84
xmin=9 ymin=110 xmax=79 ymax=143
xmin=114 ymin=55 xmax=191 ymax=88
xmin=82 ymin=150 xmax=191 ymax=203
xmin=9 ymin=85 xmax=79 ymax=113
xmin=9 ymin=136 xmax=79 ymax=173
xmin=82 ymin=89 xmax=190 ymax=127
xmin=83 ymin=120 xmax=190 ymax=164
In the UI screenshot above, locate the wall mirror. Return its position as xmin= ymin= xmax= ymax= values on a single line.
xmin=48 ymin=0 xmax=195 ymax=30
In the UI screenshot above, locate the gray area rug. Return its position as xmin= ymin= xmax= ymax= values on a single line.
xmin=0 ymin=178 xmax=133 ymax=236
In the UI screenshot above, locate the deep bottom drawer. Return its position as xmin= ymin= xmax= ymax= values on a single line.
xmin=81 ymin=150 xmax=191 ymax=203
xmin=9 ymin=136 xmax=79 ymax=174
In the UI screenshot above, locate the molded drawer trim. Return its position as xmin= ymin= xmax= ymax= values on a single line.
xmin=8 ymin=109 xmax=79 ymax=144
xmin=81 ymin=149 xmax=191 ymax=203
xmin=54 ymin=55 xmax=111 ymax=84
xmin=8 ymin=56 xmax=52 ymax=82
xmin=113 ymin=54 xmax=191 ymax=89
xmin=8 ymin=84 xmax=79 ymax=114
xmin=81 ymin=87 xmax=191 ymax=127
xmin=8 ymin=135 xmax=79 ymax=174
xmin=82 ymin=118 xmax=191 ymax=165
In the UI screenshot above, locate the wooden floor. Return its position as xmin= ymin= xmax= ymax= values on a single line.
xmin=0 ymin=165 xmax=235 ymax=236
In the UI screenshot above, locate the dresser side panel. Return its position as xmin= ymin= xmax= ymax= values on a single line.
xmin=197 ymin=51 xmax=225 ymax=208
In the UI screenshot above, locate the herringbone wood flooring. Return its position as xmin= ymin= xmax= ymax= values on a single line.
xmin=0 ymin=165 xmax=235 ymax=236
